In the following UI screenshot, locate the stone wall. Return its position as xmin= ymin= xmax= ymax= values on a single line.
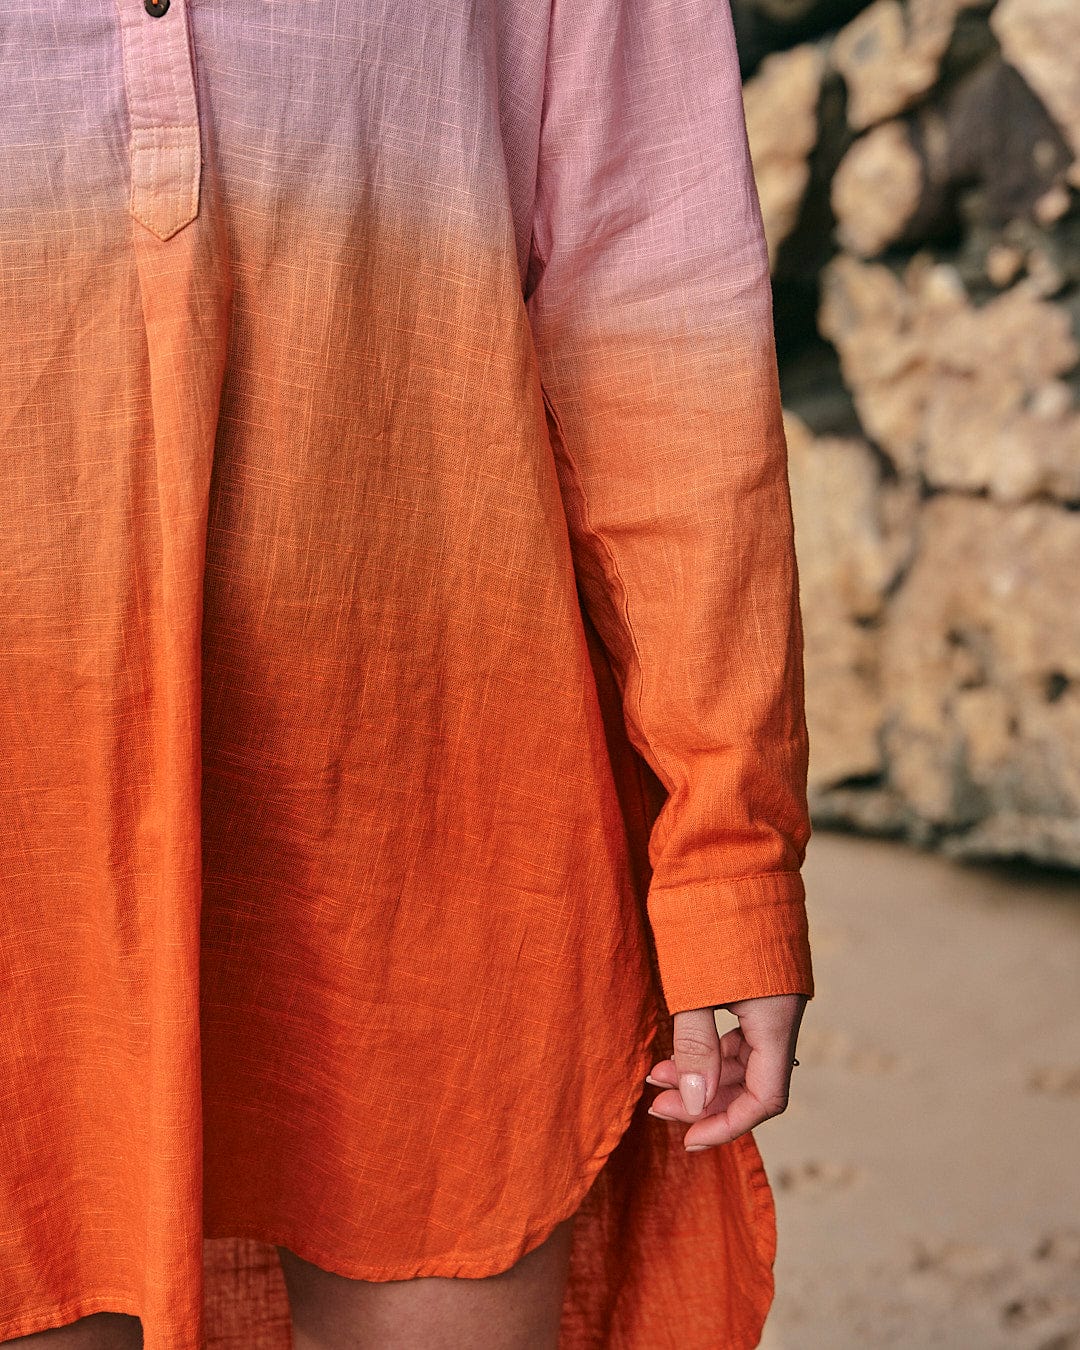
xmin=737 ymin=0 xmax=1080 ymax=865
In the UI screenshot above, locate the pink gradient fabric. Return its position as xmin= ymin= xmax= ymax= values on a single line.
xmin=0 ymin=1 xmax=814 ymax=1346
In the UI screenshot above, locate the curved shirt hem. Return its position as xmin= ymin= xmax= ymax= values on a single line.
xmin=0 ymin=1294 xmax=144 ymax=1346
xmin=203 ymin=1012 xmax=663 ymax=1286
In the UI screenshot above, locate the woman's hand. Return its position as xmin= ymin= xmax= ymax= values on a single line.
xmin=644 ymin=993 xmax=807 ymax=1151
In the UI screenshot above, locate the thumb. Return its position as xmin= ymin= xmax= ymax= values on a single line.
xmin=671 ymin=1007 xmax=722 ymax=1117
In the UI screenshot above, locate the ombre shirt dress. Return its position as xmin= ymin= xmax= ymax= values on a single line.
xmin=0 ymin=1 xmax=815 ymax=1347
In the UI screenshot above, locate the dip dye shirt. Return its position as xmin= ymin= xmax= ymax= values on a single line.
xmin=0 ymin=0 xmax=814 ymax=1347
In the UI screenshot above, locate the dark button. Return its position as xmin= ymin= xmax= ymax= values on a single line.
xmin=144 ymin=0 xmax=170 ymax=14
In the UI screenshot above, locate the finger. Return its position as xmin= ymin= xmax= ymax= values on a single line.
xmin=720 ymin=1024 xmax=750 ymax=1065
xmin=683 ymin=1054 xmax=793 ymax=1149
xmin=646 ymin=1024 xmax=748 ymax=1090
xmin=682 ymin=1087 xmax=775 ymax=1149
xmin=648 ymin=1056 xmax=748 ymax=1124
xmin=644 ymin=1061 xmax=677 ymax=1089
xmin=670 ymin=1007 xmax=722 ymax=1117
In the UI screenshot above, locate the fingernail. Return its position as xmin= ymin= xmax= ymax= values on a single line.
xmin=647 ymin=1106 xmax=672 ymax=1120
xmin=685 ymin=1144 xmax=710 ymax=1152
xmin=644 ymin=1074 xmax=664 ymax=1087
xmin=679 ymin=1073 xmax=706 ymax=1116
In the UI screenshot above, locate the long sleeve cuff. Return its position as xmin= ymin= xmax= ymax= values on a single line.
xmin=646 ymin=869 xmax=814 ymax=1015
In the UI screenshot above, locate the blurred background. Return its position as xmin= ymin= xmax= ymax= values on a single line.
xmin=727 ymin=1 xmax=1080 ymax=1344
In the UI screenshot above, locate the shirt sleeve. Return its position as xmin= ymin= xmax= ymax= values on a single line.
xmin=523 ymin=0 xmax=814 ymax=1015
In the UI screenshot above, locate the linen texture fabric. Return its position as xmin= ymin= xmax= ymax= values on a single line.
xmin=0 ymin=0 xmax=814 ymax=1346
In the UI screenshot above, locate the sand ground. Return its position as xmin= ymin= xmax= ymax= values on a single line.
xmin=742 ymin=830 xmax=1080 ymax=1350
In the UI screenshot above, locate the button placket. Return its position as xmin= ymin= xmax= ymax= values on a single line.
xmin=115 ymin=0 xmax=201 ymax=240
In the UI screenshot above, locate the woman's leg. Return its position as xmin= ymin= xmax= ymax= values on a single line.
xmin=277 ymin=1214 xmax=576 ymax=1350
xmin=2 ymin=1314 xmax=142 ymax=1349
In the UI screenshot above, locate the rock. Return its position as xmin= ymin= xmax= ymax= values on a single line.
xmin=1034 ymin=182 xmax=1073 ymax=226
xmin=986 ymin=244 xmax=1025 ymax=287
xmin=1022 ymin=245 xmax=1067 ymax=296
xmin=831 ymin=119 xmax=923 ymax=255
xmin=808 ymin=783 xmax=912 ymax=835
xmin=879 ymin=496 xmax=1080 ymax=837
xmin=817 ymin=253 xmax=930 ymax=473
xmin=943 ymin=57 xmax=1075 ymax=226
xmin=742 ymin=0 xmax=1080 ymax=869
xmin=942 ymin=814 xmax=1080 ymax=867
xmin=827 ymin=55 xmax=1074 ymax=258
xmin=818 ymin=252 xmax=1080 ymax=500
xmin=830 ymin=0 xmax=960 ymax=131
xmin=784 ymin=410 xmax=916 ymax=791
xmin=743 ymin=43 xmax=827 ymax=263
xmin=992 ymin=0 xmax=1080 ymax=178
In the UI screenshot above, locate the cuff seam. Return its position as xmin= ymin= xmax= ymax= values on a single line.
xmin=649 ymin=869 xmax=804 ymax=894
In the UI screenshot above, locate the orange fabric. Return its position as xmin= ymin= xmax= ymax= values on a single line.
xmin=0 ymin=1 xmax=813 ymax=1347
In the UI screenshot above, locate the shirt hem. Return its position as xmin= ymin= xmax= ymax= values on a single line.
xmin=0 ymin=1004 xmax=781 ymax=1350
xmin=0 ymin=1293 xmax=143 ymax=1345
xmin=203 ymin=1010 xmax=663 ymax=1284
